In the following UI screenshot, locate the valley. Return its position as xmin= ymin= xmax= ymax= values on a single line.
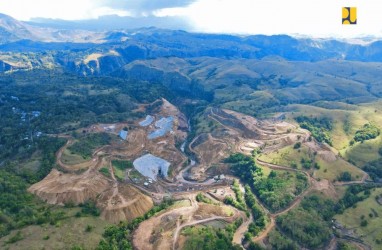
xmin=0 ymin=12 xmax=382 ymax=250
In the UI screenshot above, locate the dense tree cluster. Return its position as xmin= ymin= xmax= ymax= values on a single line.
xmin=337 ymin=171 xmax=352 ymax=182
xmin=226 ymin=152 xmax=308 ymax=214
xmin=0 ymin=137 xmax=66 ymax=237
xmin=78 ymin=200 xmax=100 ymax=217
xmin=335 ymin=185 xmax=373 ymax=213
xmin=253 ymin=170 xmax=308 ymax=212
xmin=268 ymin=230 xmax=298 ymax=250
xmin=244 ymin=185 xmax=266 ymax=236
xmin=225 ymin=153 xmax=258 ymax=181
xmin=364 ymin=158 xmax=382 ymax=181
xmin=300 ymin=195 xmax=336 ymax=221
xmin=111 ymin=160 xmax=133 ymax=171
xmin=276 ymin=208 xmax=331 ymax=249
xmin=276 ymin=194 xmax=336 ymax=249
xmin=196 ymin=193 xmax=214 ymax=204
xmin=224 ymin=180 xmax=246 ymax=211
xmin=182 ymin=218 xmax=243 ymax=250
xmin=295 ymin=116 xmax=333 ymax=145
xmin=353 ymin=123 xmax=380 ymax=142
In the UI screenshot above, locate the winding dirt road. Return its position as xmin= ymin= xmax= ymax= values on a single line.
xmin=233 ymin=214 xmax=253 ymax=245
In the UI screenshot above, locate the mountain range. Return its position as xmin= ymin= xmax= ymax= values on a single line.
xmin=1 ymin=12 xmax=382 ymax=77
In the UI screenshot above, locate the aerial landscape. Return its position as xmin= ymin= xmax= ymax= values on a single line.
xmin=1 ymin=1 xmax=382 ymax=250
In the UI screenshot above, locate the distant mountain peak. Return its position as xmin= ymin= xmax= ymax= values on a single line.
xmin=0 ymin=13 xmax=107 ymax=44
xmin=0 ymin=13 xmax=14 ymax=19
xmin=0 ymin=13 xmax=37 ymax=43
xmin=0 ymin=13 xmax=26 ymax=29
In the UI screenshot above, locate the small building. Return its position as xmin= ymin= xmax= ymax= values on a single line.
xmin=139 ymin=115 xmax=154 ymax=127
xmin=119 ymin=130 xmax=128 ymax=140
xmin=103 ymin=125 xmax=116 ymax=132
xmin=32 ymin=111 xmax=41 ymax=117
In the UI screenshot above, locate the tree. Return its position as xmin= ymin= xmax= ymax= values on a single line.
xmin=338 ymin=172 xmax=352 ymax=182
xmin=360 ymin=220 xmax=368 ymax=227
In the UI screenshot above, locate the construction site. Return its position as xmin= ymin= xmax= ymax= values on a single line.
xmin=27 ymin=98 xmax=369 ymax=249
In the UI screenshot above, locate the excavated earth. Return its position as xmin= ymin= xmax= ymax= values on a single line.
xmin=28 ymin=169 xmax=111 ymax=205
xmin=28 ymin=99 xmax=186 ymax=223
xmin=98 ymin=184 xmax=154 ymax=223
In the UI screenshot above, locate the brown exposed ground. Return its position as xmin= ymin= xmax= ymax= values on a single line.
xmin=311 ymin=178 xmax=339 ymax=199
xmin=188 ymin=107 xmax=307 ymax=180
xmin=189 ymin=133 xmax=230 ymax=179
xmin=207 ymin=187 xmax=236 ymax=202
xmin=28 ymin=169 xmax=111 ymax=205
xmin=98 ymin=184 xmax=153 ymax=223
xmin=133 ymin=193 xmax=242 ymax=250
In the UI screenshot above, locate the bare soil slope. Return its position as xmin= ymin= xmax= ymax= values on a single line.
xmin=98 ymin=184 xmax=153 ymax=223
xmin=28 ymin=169 xmax=111 ymax=205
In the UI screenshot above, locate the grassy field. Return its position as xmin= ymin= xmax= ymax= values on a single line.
xmin=341 ymin=135 xmax=382 ymax=167
xmin=112 ymin=166 xmax=125 ymax=181
xmin=221 ymin=206 xmax=235 ymax=217
xmin=286 ymin=105 xmax=355 ymax=149
xmin=68 ymin=133 xmax=113 ymax=160
xmin=261 ymin=102 xmax=382 ymax=181
xmin=193 ymin=111 xmax=221 ymax=135
xmin=334 ymin=186 xmax=348 ymax=200
xmin=314 ymin=157 xmax=365 ymax=182
xmin=259 ymin=165 xmax=272 ymax=177
xmin=0 ymin=207 xmax=110 ymax=250
xmin=286 ymin=102 xmax=382 ymax=151
xmin=259 ymin=144 xmax=313 ymax=169
xmin=335 ymin=188 xmax=382 ymax=249
xmin=61 ymin=148 xmax=88 ymax=165
xmin=221 ymin=90 xmax=279 ymax=118
xmin=111 ymin=160 xmax=133 ymax=181
xmin=172 ymin=199 xmax=192 ymax=209
xmin=259 ymin=143 xmax=365 ymax=182
xmin=99 ymin=167 xmax=111 ymax=178
xmin=129 ymin=169 xmax=145 ymax=181
xmin=22 ymin=159 xmax=41 ymax=172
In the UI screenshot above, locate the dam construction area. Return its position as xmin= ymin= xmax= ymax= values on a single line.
xmin=24 ymin=98 xmax=371 ymax=250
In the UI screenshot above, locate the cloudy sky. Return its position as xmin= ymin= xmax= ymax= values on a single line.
xmin=0 ymin=0 xmax=381 ymax=38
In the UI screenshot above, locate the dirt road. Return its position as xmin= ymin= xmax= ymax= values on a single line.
xmin=233 ymin=214 xmax=252 ymax=245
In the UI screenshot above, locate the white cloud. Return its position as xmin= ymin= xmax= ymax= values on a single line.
xmin=157 ymin=0 xmax=382 ymax=38
xmin=1 ymin=0 xmax=382 ymax=37
xmin=89 ymin=7 xmax=131 ymax=19
xmin=0 ymin=0 xmax=131 ymax=20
